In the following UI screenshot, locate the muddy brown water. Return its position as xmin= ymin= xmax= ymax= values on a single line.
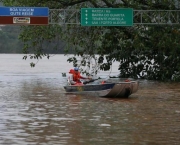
xmin=0 ymin=54 xmax=179 ymax=145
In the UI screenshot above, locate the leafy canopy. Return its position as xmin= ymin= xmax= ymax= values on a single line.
xmin=2 ymin=0 xmax=180 ymax=81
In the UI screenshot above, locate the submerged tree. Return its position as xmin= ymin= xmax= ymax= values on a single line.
xmin=2 ymin=0 xmax=180 ymax=81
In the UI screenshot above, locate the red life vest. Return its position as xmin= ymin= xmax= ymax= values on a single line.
xmin=69 ymin=69 xmax=82 ymax=83
xmin=72 ymin=72 xmax=81 ymax=83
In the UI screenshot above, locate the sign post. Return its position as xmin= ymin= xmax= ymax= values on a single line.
xmin=81 ymin=8 xmax=133 ymax=26
xmin=0 ymin=7 xmax=49 ymax=25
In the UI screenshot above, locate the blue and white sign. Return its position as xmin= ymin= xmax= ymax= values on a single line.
xmin=0 ymin=7 xmax=49 ymax=16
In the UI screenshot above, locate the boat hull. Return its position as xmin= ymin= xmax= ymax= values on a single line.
xmin=99 ymin=81 xmax=138 ymax=98
xmin=64 ymin=83 xmax=115 ymax=92
xmin=64 ymin=81 xmax=139 ymax=98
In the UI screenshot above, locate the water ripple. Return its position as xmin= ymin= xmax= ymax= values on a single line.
xmin=0 ymin=73 xmax=180 ymax=144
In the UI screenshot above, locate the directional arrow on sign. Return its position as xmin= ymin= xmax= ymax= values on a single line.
xmin=81 ymin=8 xmax=133 ymax=26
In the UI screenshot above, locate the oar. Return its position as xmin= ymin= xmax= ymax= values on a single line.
xmin=83 ymin=78 xmax=99 ymax=84
xmin=83 ymin=76 xmax=112 ymax=85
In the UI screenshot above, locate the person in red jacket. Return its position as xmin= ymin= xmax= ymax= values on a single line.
xmin=68 ymin=67 xmax=90 ymax=85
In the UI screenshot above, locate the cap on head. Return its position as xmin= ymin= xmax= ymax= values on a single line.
xmin=74 ymin=67 xmax=79 ymax=71
xmin=69 ymin=69 xmax=74 ymax=74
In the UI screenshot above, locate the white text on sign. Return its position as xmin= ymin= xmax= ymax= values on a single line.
xmin=10 ymin=8 xmax=34 ymax=16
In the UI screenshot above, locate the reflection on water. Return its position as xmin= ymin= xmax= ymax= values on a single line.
xmin=0 ymin=54 xmax=180 ymax=145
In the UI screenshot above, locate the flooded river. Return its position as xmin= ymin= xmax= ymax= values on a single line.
xmin=0 ymin=54 xmax=179 ymax=145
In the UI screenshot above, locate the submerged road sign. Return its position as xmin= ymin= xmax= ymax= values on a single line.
xmin=81 ymin=8 xmax=133 ymax=26
xmin=0 ymin=7 xmax=49 ymax=25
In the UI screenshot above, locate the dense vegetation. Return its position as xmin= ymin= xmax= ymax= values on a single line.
xmin=0 ymin=26 xmax=22 ymax=53
xmin=0 ymin=25 xmax=66 ymax=54
xmin=1 ymin=0 xmax=180 ymax=81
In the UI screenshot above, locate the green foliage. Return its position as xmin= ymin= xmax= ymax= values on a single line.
xmin=18 ymin=24 xmax=66 ymax=67
xmin=0 ymin=26 xmax=23 ymax=53
xmin=2 ymin=0 xmax=180 ymax=81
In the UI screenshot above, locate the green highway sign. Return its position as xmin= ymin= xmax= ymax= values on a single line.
xmin=81 ymin=8 xmax=133 ymax=26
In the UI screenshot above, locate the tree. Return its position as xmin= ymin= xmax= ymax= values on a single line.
xmin=0 ymin=26 xmax=23 ymax=53
xmin=2 ymin=0 xmax=180 ymax=81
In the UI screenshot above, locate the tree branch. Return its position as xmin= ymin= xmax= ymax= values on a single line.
xmin=101 ymin=0 xmax=114 ymax=7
